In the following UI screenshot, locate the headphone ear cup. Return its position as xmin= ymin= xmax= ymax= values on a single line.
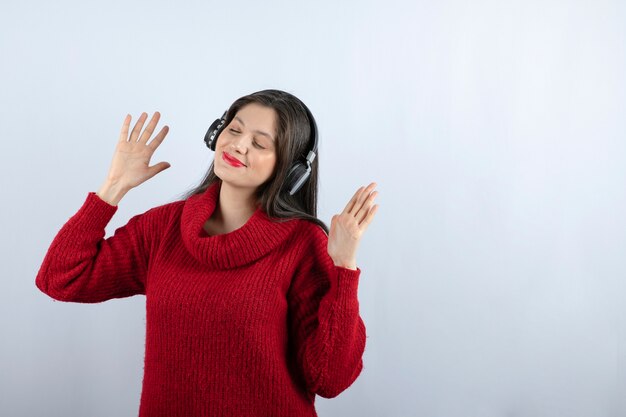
xmin=284 ymin=162 xmax=311 ymax=195
xmin=204 ymin=112 xmax=228 ymax=151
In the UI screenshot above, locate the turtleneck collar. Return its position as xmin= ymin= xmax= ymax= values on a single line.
xmin=180 ymin=181 xmax=299 ymax=270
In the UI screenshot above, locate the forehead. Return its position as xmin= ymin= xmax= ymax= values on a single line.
xmin=233 ymin=103 xmax=277 ymax=134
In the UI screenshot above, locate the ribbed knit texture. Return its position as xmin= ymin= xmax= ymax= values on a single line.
xmin=35 ymin=181 xmax=366 ymax=417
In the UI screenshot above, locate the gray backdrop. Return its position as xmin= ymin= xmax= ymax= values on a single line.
xmin=2 ymin=0 xmax=626 ymax=416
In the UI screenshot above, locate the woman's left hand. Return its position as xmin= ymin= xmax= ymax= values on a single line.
xmin=328 ymin=182 xmax=379 ymax=270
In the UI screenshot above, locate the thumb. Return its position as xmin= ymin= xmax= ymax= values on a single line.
xmin=329 ymin=215 xmax=338 ymax=233
xmin=147 ymin=162 xmax=171 ymax=179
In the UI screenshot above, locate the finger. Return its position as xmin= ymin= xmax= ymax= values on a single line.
xmin=147 ymin=125 xmax=170 ymax=150
xmin=118 ymin=114 xmax=132 ymax=143
xmin=129 ymin=112 xmax=148 ymax=142
xmin=349 ymin=182 xmax=377 ymax=216
xmin=354 ymin=190 xmax=378 ymax=223
xmin=354 ymin=190 xmax=378 ymax=224
xmin=342 ymin=186 xmax=364 ymax=215
xmin=359 ymin=204 xmax=379 ymax=229
xmin=138 ymin=111 xmax=161 ymax=143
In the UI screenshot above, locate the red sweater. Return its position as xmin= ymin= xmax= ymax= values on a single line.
xmin=35 ymin=180 xmax=366 ymax=417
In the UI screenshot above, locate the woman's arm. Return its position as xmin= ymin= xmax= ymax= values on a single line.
xmin=287 ymin=226 xmax=367 ymax=398
xmin=35 ymin=111 xmax=171 ymax=302
xmin=287 ymin=183 xmax=378 ymax=397
xmin=35 ymin=192 xmax=154 ymax=303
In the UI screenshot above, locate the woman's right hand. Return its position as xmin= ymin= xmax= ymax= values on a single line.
xmin=97 ymin=112 xmax=171 ymax=206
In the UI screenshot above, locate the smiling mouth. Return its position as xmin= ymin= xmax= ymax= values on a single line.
xmin=222 ymin=152 xmax=246 ymax=167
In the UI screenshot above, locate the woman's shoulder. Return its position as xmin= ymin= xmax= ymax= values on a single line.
xmin=150 ymin=197 xmax=185 ymax=213
xmin=290 ymin=218 xmax=329 ymax=250
xmin=132 ymin=198 xmax=186 ymax=224
xmin=286 ymin=219 xmax=335 ymax=278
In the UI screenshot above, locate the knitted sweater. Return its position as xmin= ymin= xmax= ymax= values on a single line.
xmin=35 ymin=180 xmax=366 ymax=417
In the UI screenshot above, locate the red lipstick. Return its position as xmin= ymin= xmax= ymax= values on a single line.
xmin=222 ymin=152 xmax=246 ymax=167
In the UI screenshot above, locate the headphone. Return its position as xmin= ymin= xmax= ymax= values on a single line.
xmin=204 ymin=106 xmax=318 ymax=196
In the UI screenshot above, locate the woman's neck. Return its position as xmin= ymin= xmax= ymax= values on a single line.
xmin=205 ymin=182 xmax=258 ymax=235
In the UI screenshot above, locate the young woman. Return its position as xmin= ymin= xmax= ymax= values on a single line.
xmin=36 ymin=89 xmax=379 ymax=417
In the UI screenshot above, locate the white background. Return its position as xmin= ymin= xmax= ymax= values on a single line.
xmin=1 ymin=0 xmax=626 ymax=416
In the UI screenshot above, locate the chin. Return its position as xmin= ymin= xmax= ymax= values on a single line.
xmin=214 ymin=171 xmax=249 ymax=188
xmin=213 ymin=161 xmax=236 ymax=180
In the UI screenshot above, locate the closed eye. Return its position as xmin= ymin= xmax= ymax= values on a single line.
xmin=228 ymin=128 xmax=266 ymax=149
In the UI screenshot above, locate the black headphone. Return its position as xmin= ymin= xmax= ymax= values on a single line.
xmin=204 ymin=106 xmax=318 ymax=196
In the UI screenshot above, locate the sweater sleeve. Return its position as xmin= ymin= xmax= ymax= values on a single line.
xmin=35 ymin=192 xmax=152 ymax=303
xmin=287 ymin=225 xmax=367 ymax=399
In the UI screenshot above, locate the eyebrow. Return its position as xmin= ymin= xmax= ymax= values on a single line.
xmin=233 ymin=116 xmax=275 ymax=142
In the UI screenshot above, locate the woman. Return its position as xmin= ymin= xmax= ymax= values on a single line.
xmin=36 ymin=89 xmax=379 ymax=417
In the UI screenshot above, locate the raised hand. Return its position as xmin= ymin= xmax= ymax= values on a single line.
xmin=327 ymin=182 xmax=379 ymax=270
xmin=97 ymin=112 xmax=170 ymax=205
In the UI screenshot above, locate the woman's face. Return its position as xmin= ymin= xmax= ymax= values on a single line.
xmin=214 ymin=103 xmax=278 ymax=192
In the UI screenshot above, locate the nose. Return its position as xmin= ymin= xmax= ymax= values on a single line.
xmin=230 ymin=135 xmax=249 ymax=154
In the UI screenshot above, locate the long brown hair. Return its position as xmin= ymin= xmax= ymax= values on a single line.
xmin=178 ymin=89 xmax=328 ymax=233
